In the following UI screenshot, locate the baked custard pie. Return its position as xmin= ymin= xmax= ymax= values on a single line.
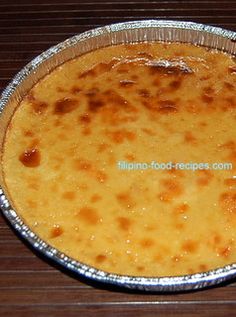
xmin=2 ymin=42 xmax=236 ymax=276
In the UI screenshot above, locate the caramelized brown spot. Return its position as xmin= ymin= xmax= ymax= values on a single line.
xmin=224 ymin=82 xmax=234 ymax=91
xmin=54 ymin=98 xmax=78 ymax=114
xmin=57 ymin=133 xmax=68 ymax=141
xmin=169 ymin=79 xmax=182 ymax=90
xmin=182 ymin=240 xmax=199 ymax=253
xmin=33 ymin=101 xmax=48 ymax=114
xmin=219 ymin=192 xmax=236 ymax=213
xmin=27 ymin=200 xmax=37 ymax=208
xmin=116 ymin=216 xmax=132 ymax=231
xmin=201 ymin=94 xmax=214 ymax=104
xmin=87 ymin=89 xmax=137 ymax=125
xmin=224 ymin=178 xmax=236 ymax=187
xmin=174 ymin=203 xmax=189 ymax=214
xmin=184 ymin=131 xmax=197 ymax=144
xmin=90 ymin=194 xmax=102 ymax=203
xmin=158 ymin=178 xmax=183 ymax=202
xmin=200 ymin=76 xmax=210 ymax=81
xmin=98 ymin=60 xmax=117 ymax=72
xmin=71 ymin=86 xmax=81 ymax=94
xmin=54 ymin=119 xmax=62 ymax=127
xmin=73 ymin=159 xmax=92 ymax=171
xmin=84 ymin=87 xmax=99 ymax=97
xmin=73 ymin=159 xmax=107 ymax=183
xmin=125 ymin=153 xmax=136 ymax=161
xmin=203 ymin=87 xmax=214 ymax=95
xmin=166 ymin=167 xmax=185 ymax=178
xmin=220 ymin=140 xmax=236 ymax=151
xmin=88 ymin=99 xmax=105 ymax=112
xmin=87 ymin=89 xmax=129 ymax=114
xmin=95 ymin=254 xmax=107 ymax=263
xmin=228 ymin=151 xmax=236 ymax=167
xmin=79 ymin=68 xmax=96 ymax=79
xmin=79 ymin=113 xmax=91 ymax=124
xmin=131 ymin=74 xmax=138 ymax=81
xmin=27 ymin=94 xmax=48 ymax=115
xmin=62 ymin=191 xmax=76 ymax=200
xmin=30 ymin=138 xmax=39 ymax=148
xmin=107 ymin=129 xmax=136 ymax=144
xmin=152 ymin=78 xmax=161 ymax=86
xmin=140 ymin=238 xmax=155 ymax=248
xmin=199 ymin=264 xmax=208 ymax=272
xmin=19 ymin=148 xmax=40 ymax=167
xmin=24 ymin=130 xmax=34 ymax=137
xmin=79 ymin=60 xmax=117 ymax=79
xmin=81 ymin=127 xmax=91 ymax=135
xmin=158 ymin=193 xmax=174 ymax=203
xmin=186 ymin=102 xmax=200 ymax=114
xmin=116 ymin=192 xmax=135 ymax=209
xmin=213 ymin=234 xmax=222 ymax=245
xmin=225 ymin=97 xmax=236 ymax=110
xmin=96 ymin=170 xmax=107 ymax=183
xmin=137 ymin=88 xmax=151 ymax=98
xmin=136 ymin=266 xmax=145 ymax=272
xmin=154 ymin=254 xmax=163 ymax=262
xmin=97 ymin=143 xmax=110 ymax=153
xmin=116 ymin=64 xmax=129 ymax=74
xmin=50 ymin=226 xmax=63 ymax=238
xmin=77 ymin=207 xmax=100 ymax=225
xmin=199 ymin=121 xmax=207 ymax=127
xmin=218 ymin=245 xmax=232 ymax=258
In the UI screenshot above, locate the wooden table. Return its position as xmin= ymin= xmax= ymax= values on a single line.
xmin=0 ymin=0 xmax=236 ymax=316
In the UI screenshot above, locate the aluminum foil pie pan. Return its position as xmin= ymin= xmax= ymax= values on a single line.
xmin=0 ymin=20 xmax=236 ymax=292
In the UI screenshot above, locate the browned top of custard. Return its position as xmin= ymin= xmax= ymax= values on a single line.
xmin=2 ymin=42 xmax=236 ymax=277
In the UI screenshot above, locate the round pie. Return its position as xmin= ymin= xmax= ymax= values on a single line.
xmin=2 ymin=42 xmax=236 ymax=277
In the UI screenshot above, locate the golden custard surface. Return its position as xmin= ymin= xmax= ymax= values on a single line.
xmin=2 ymin=42 xmax=236 ymax=277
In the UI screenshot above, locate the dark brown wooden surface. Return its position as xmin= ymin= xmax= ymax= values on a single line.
xmin=0 ymin=0 xmax=236 ymax=316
